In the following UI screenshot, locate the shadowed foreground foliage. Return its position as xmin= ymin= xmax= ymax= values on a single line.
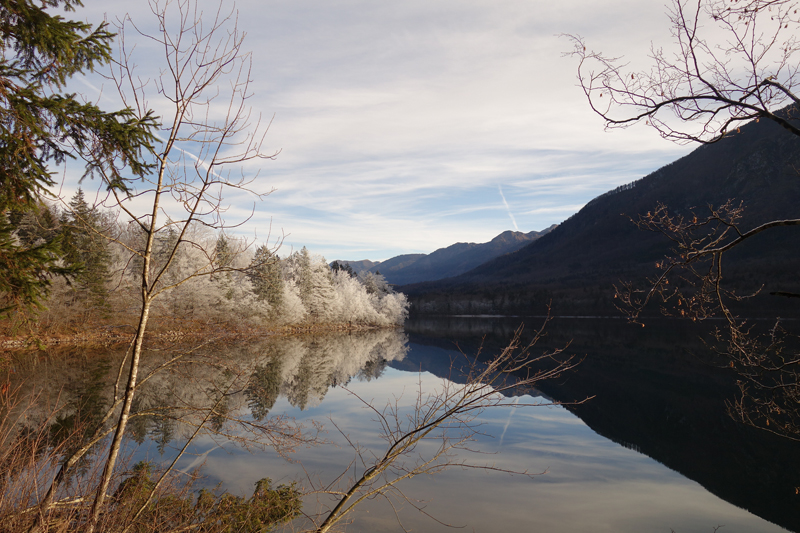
xmin=0 ymin=459 xmax=301 ymax=533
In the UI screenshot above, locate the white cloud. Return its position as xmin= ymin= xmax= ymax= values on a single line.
xmin=67 ymin=0 xmax=694 ymax=260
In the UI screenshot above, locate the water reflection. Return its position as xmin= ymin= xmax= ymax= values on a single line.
xmin=184 ymin=367 xmax=787 ymax=533
xmin=240 ymin=330 xmax=408 ymax=413
xmin=404 ymin=316 xmax=800 ymax=532
xmin=9 ymin=321 xmax=798 ymax=532
xmin=7 ymin=329 xmax=408 ymax=457
xmin=170 ymin=320 xmax=793 ymax=532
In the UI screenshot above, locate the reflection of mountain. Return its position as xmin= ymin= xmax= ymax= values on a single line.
xmin=402 ymin=317 xmax=800 ymax=532
xmin=388 ymin=336 xmax=544 ymax=399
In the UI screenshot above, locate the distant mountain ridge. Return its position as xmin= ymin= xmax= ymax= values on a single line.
xmin=335 ymin=227 xmax=555 ymax=286
xmin=332 ymin=259 xmax=380 ymax=274
xmin=403 ymin=108 xmax=800 ymax=315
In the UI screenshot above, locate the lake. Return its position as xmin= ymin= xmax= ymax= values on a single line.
xmin=8 ymin=316 xmax=799 ymax=532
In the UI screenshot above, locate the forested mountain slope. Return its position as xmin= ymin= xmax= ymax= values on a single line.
xmin=339 ymin=228 xmax=555 ymax=286
xmin=403 ymin=112 xmax=800 ymax=316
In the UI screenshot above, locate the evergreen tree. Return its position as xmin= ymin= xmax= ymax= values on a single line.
xmin=60 ymin=188 xmax=111 ymax=309
xmin=214 ymin=234 xmax=234 ymax=272
xmin=304 ymin=256 xmax=338 ymax=322
xmin=0 ymin=0 xmax=156 ymax=314
xmin=284 ymin=247 xmax=338 ymax=322
xmin=212 ymin=234 xmax=235 ymax=299
xmin=9 ymin=201 xmax=60 ymax=248
xmin=3 ymin=201 xmax=70 ymax=311
xmin=154 ymin=225 xmax=180 ymax=265
xmin=294 ymin=247 xmax=313 ymax=300
xmin=247 ymin=245 xmax=284 ymax=310
xmin=330 ymin=260 xmax=355 ymax=277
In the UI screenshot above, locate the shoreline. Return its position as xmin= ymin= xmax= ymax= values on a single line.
xmin=0 ymin=321 xmax=402 ymax=351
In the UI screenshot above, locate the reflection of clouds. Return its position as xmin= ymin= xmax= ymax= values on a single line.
xmin=498 ymin=395 xmax=519 ymax=446
xmin=178 ymin=442 xmax=223 ymax=474
xmin=111 ymin=338 xmax=785 ymax=533
xmin=191 ymin=363 xmax=784 ymax=533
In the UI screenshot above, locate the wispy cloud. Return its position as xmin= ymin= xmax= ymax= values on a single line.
xmin=68 ymin=0 xmax=693 ymax=260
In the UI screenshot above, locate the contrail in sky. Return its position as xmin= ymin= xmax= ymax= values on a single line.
xmin=498 ymin=185 xmax=519 ymax=231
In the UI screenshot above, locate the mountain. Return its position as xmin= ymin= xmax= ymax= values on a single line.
xmin=350 ymin=228 xmax=555 ymax=286
xmin=330 ymin=259 xmax=380 ymax=274
xmin=403 ymin=111 xmax=800 ymax=316
xmin=368 ymin=254 xmax=425 ymax=277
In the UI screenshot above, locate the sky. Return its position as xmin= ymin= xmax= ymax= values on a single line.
xmin=67 ymin=0 xmax=694 ymax=261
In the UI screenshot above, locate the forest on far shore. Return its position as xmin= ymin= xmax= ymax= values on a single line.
xmin=5 ymin=189 xmax=408 ymax=339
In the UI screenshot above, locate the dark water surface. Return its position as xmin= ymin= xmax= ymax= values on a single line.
xmin=400 ymin=316 xmax=800 ymax=532
xmin=12 ymin=318 xmax=799 ymax=532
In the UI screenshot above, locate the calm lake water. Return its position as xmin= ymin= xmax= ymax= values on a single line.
xmin=12 ymin=316 xmax=800 ymax=532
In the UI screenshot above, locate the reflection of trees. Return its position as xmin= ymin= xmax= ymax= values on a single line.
xmin=285 ymin=353 xmax=316 ymax=411
xmin=127 ymin=397 xmax=149 ymax=446
xmin=122 ymin=381 xmax=181 ymax=455
xmin=49 ymin=360 xmax=111 ymax=457
xmin=3 ymin=335 xmax=314 ymax=532
xmin=209 ymin=392 xmax=231 ymax=433
xmin=149 ymin=408 xmax=176 ymax=457
xmin=277 ymin=330 xmax=408 ymax=411
xmin=0 ymin=327 xmax=409 ymax=527
xmin=356 ymin=357 xmax=387 ymax=382
xmin=246 ymin=354 xmax=283 ymax=422
xmin=5 ymin=329 xmax=408 ymax=458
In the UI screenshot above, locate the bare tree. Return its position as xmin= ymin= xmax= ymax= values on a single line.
xmin=613 ymin=200 xmax=800 ymax=441
xmin=23 ymin=1 xmax=291 ymax=531
xmin=83 ymin=1 xmax=280 ymax=529
xmin=567 ymin=0 xmax=800 ymax=143
xmin=304 ymin=322 xmax=581 ymax=533
xmin=568 ymin=0 xmax=800 ymax=439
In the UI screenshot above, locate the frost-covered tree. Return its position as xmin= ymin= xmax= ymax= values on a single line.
xmin=213 ymin=234 xmax=235 ymax=272
xmin=305 ymin=258 xmax=340 ymax=322
xmin=247 ymin=245 xmax=284 ymax=310
xmin=210 ymin=234 xmax=238 ymax=301
xmin=332 ymin=270 xmax=383 ymax=325
xmin=284 ymin=248 xmax=339 ymax=323
xmin=285 ymin=247 xmax=311 ymax=294
xmin=279 ymin=280 xmax=307 ymax=324
xmin=359 ymin=271 xmax=391 ymax=296
xmin=373 ymin=291 xmax=409 ymax=326
xmin=10 ymin=202 xmax=61 ymax=252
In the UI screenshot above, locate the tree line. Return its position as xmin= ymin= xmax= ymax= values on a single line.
xmin=7 ymin=189 xmax=407 ymax=335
